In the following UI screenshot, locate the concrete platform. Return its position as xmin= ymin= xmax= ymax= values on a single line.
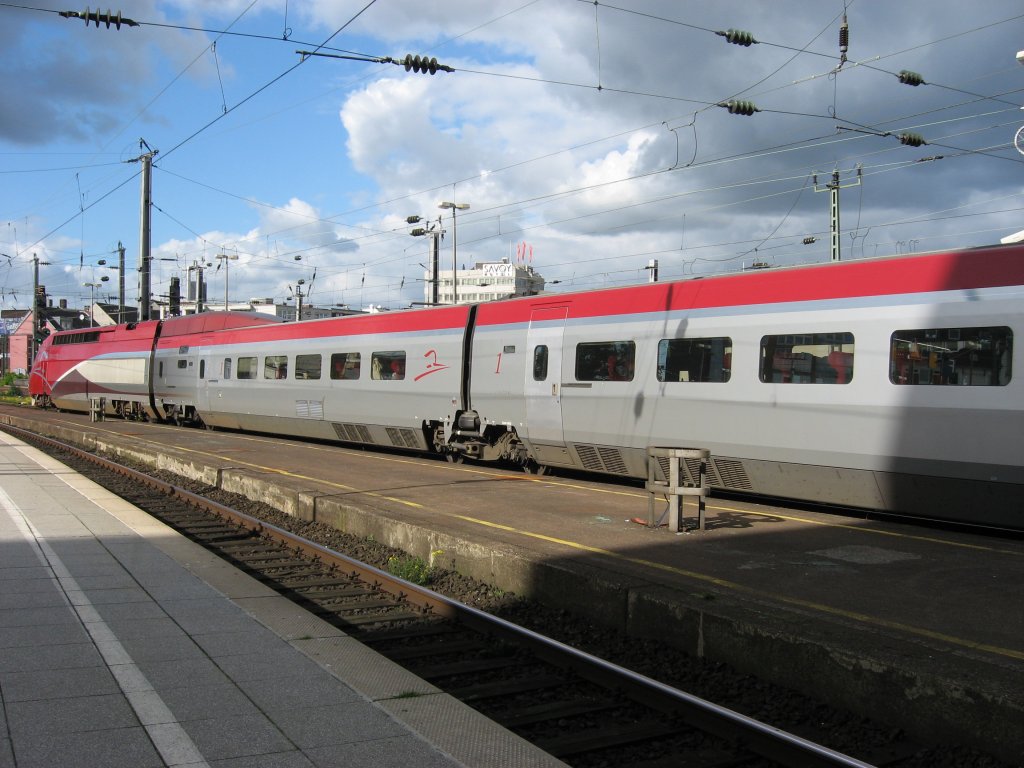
xmin=0 ymin=406 xmax=1021 ymax=764
xmin=0 ymin=428 xmax=564 ymax=768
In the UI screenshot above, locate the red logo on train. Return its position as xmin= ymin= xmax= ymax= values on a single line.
xmin=414 ymin=349 xmax=449 ymax=381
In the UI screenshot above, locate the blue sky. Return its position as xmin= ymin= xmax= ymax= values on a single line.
xmin=2 ymin=0 xmax=1023 ymax=315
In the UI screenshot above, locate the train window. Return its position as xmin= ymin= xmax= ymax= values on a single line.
xmin=264 ymin=355 xmax=288 ymax=380
xmin=295 ymin=354 xmax=322 ymax=380
xmin=890 ymin=326 xmax=1012 ymax=386
xmin=575 ymin=341 xmax=635 ymax=382
xmin=760 ymin=333 xmax=854 ymax=384
xmin=199 ymin=360 xmax=205 ymax=379
xmin=533 ymin=345 xmax=548 ymax=381
xmin=371 ymin=351 xmax=406 ymax=380
xmin=237 ymin=356 xmax=257 ymax=380
xmin=177 ymin=359 xmax=188 ymax=369
xmin=158 ymin=361 xmax=163 ymax=378
xmin=658 ymin=337 xmax=732 ymax=382
xmin=330 ymin=352 xmax=361 ymax=380
xmin=52 ymin=331 xmax=100 ymax=346
xmin=223 ymin=359 xmax=232 ymax=379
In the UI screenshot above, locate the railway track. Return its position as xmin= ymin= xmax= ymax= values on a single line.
xmin=4 ymin=424 xmax=880 ymax=768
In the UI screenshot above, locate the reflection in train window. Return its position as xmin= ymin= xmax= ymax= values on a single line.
xmin=237 ymin=356 xmax=257 ymax=380
xmin=890 ymin=326 xmax=1012 ymax=385
xmin=329 ymin=352 xmax=361 ymax=380
xmin=295 ymin=354 xmax=322 ymax=380
xmin=533 ymin=345 xmax=548 ymax=381
xmin=658 ymin=337 xmax=732 ymax=382
xmin=371 ymin=351 xmax=406 ymax=380
xmin=264 ymin=355 xmax=288 ymax=379
xmin=760 ymin=333 xmax=854 ymax=384
xmin=223 ymin=359 xmax=232 ymax=379
xmin=575 ymin=341 xmax=635 ymax=381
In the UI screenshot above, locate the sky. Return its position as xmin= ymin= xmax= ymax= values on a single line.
xmin=1 ymin=0 xmax=1023 ymax=316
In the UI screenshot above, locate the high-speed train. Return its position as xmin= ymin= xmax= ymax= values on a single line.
xmin=29 ymin=243 xmax=1024 ymax=529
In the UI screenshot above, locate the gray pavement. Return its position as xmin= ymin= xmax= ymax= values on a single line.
xmin=0 ymin=433 xmax=564 ymax=768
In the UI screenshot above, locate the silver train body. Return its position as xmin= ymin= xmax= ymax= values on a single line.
xmin=31 ymin=245 xmax=1024 ymax=529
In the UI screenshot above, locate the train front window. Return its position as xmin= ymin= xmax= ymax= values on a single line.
xmin=760 ymin=333 xmax=854 ymax=384
xmin=295 ymin=354 xmax=321 ymax=380
xmin=890 ymin=326 xmax=1012 ymax=385
xmin=237 ymin=357 xmax=257 ymax=380
xmin=658 ymin=337 xmax=732 ymax=382
xmin=330 ymin=352 xmax=361 ymax=380
xmin=264 ymin=356 xmax=288 ymax=380
xmin=371 ymin=351 xmax=406 ymax=380
xmin=575 ymin=341 xmax=635 ymax=382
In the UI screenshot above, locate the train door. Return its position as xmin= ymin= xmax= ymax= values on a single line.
xmin=525 ymin=307 xmax=571 ymax=465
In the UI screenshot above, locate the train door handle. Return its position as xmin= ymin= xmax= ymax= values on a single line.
xmin=551 ymin=384 xmax=557 ymax=396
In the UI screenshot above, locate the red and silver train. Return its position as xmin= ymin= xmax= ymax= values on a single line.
xmin=29 ymin=243 xmax=1024 ymax=529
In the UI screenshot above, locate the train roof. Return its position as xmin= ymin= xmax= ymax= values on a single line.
xmin=153 ymin=242 xmax=1024 ymax=344
xmin=471 ymin=241 xmax=1024 ymax=323
xmin=157 ymin=311 xmax=284 ymax=338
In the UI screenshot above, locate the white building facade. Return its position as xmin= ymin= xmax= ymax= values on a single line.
xmin=426 ymin=259 xmax=545 ymax=305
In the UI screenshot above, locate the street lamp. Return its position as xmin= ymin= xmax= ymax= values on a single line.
xmin=439 ymin=201 xmax=469 ymax=304
xmin=216 ymin=253 xmax=239 ymax=310
xmin=83 ymin=282 xmax=101 ymax=326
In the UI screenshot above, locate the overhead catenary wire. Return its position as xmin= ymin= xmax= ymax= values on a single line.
xmin=2 ymin=2 xmax=1021 ymax=309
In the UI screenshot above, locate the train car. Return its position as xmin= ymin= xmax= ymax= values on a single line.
xmin=469 ymin=244 xmax=1023 ymax=528
xmin=158 ymin=304 xmax=473 ymax=454
xmin=28 ymin=243 xmax=1024 ymax=528
xmin=30 ymin=313 xmax=283 ymax=421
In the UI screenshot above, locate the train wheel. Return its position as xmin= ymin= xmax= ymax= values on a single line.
xmin=445 ymin=452 xmax=464 ymax=465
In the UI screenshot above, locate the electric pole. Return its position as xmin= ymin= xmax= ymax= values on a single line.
xmin=129 ymin=140 xmax=158 ymax=320
xmin=31 ymin=253 xmax=50 ymax=367
xmin=117 ymin=241 xmax=126 ymax=324
xmin=408 ymin=216 xmax=444 ymax=305
xmin=814 ymin=168 xmax=861 ymax=262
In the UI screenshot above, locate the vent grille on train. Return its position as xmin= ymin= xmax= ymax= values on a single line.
xmin=654 ymin=455 xmax=750 ymax=490
xmin=655 ymin=455 xmax=716 ymax=485
xmin=295 ymin=400 xmax=324 ymax=419
xmin=385 ymin=427 xmax=421 ymax=449
xmin=713 ymin=458 xmax=753 ymax=490
xmin=574 ymin=444 xmax=629 ymax=475
xmin=332 ymin=422 xmax=373 ymax=444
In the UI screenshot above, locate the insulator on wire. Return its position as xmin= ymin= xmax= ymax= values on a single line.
xmin=58 ymin=7 xmax=139 ymax=29
xmin=839 ymin=15 xmax=849 ymax=55
xmin=402 ymin=54 xmax=453 ymax=75
xmin=802 ymin=236 xmax=818 ymax=245
xmin=716 ymin=28 xmax=757 ymax=47
xmin=898 ymin=70 xmax=925 ymax=87
xmin=898 ymin=132 xmax=927 ymax=147
xmin=717 ymin=100 xmax=760 ymax=116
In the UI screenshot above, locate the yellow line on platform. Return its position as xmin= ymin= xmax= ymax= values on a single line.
xmin=75 ymin=423 xmax=425 ymax=509
xmin=452 ymin=512 xmax=1024 ymax=662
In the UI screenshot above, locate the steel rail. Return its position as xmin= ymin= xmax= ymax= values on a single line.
xmin=4 ymin=423 xmax=874 ymax=768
